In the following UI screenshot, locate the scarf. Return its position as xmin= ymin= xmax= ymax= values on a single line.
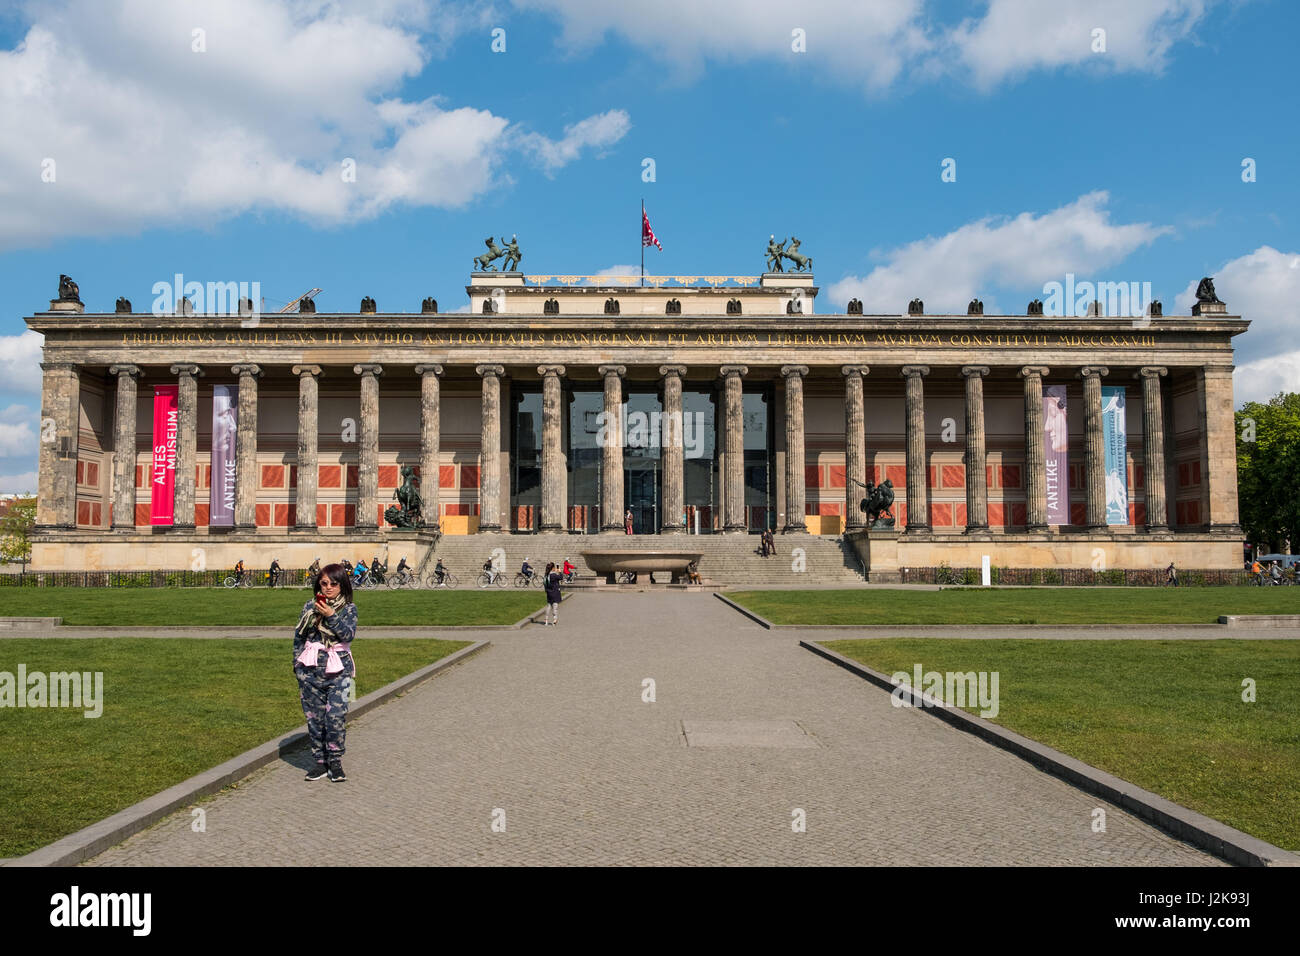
xmin=296 ymin=593 xmax=348 ymax=646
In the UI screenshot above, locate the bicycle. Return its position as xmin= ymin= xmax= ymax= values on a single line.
xmin=514 ymin=570 xmax=540 ymax=588
xmin=223 ymin=572 xmax=255 ymax=589
xmin=477 ymin=569 xmax=507 ymax=589
xmin=386 ymin=569 xmax=418 ymax=589
xmin=617 ymin=570 xmax=636 ymax=584
xmin=426 ymin=570 xmax=459 ymax=589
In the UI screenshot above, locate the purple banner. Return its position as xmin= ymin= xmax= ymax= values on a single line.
xmin=1044 ymin=385 xmax=1069 ymax=525
xmin=210 ymin=385 xmax=237 ymax=527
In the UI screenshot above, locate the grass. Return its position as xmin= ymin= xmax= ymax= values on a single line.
xmin=0 ymin=637 xmax=470 ymax=857
xmin=0 ymin=587 xmax=545 ymax=626
xmin=822 ymin=638 xmax=1300 ymax=850
xmin=728 ymin=587 xmax=1300 ymax=626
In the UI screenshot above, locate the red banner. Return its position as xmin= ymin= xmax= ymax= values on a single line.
xmin=151 ymin=385 xmax=178 ymax=525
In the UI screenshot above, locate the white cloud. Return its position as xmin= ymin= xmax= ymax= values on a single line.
xmin=0 ymin=406 xmax=37 ymax=457
xmin=517 ymin=0 xmax=1216 ymax=92
xmin=0 ymin=0 xmax=629 ymax=249
xmin=827 ymin=191 xmax=1171 ymax=314
xmin=0 ymin=472 xmax=38 ymax=495
xmin=1170 ymin=247 xmax=1300 ymax=404
xmin=0 ymin=330 xmax=43 ymax=395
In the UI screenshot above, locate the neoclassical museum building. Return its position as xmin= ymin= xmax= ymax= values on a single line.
xmin=27 ymin=264 xmax=1246 ymax=575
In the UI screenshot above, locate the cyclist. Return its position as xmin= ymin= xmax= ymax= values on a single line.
xmin=1271 ymin=561 xmax=1283 ymax=585
xmin=434 ymin=558 xmax=447 ymax=585
xmin=233 ymin=558 xmax=246 ymax=585
xmin=562 ymin=558 xmax=576 ymax=583
xmin=370 ymin=556 xmax=385 ymax=586
xmin=269 ymin=557 xmax=282 ymax=588
xmin=1250 ymin=558 xmax=1263 ymax=585
xmin=353 ymin=560 xmax=368 ymax=586
xmin=307 ymin=557 xmax=321 ymax=578
xmin=520 ymin=557 xmax=534 ymax=585
xmin=482 ymin=557 xmax=498 ymax=585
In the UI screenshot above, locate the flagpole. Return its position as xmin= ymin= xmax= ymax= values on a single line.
xmin=640 ymin=198 xmax=645 ymax=287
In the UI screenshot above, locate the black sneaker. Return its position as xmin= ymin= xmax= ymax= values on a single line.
xmin=305 ymin=763 xmax=328 ymax=782
xmin=328 ymin=761 xmax=347 ymax=783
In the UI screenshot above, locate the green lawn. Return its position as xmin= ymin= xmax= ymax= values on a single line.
xmin=0 ymin=637 xmax=470 ymax=857
xmin=823 ymin=638 xmax=1300 ymax=850
xmin=0 ymin=587 xmax=544 ymax=626
xmin=729 ymin=587 xmax=1300 ymax=626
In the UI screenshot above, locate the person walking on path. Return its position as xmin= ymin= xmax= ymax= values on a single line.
xmin=543 ymin=561 xmax=563 ymax=626
xmin=294 ymin=563 xmax=358 ymax=782
xmin=1165 ymin=561 xmax=1178 ymax=586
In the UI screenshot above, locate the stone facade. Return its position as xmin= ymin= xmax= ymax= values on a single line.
xmin=25 ymin=271 xmax=1248 ymax=572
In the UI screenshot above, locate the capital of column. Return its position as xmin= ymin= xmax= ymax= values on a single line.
xmin=109 ymin=364 xmax=142 ymax=379
xmin=537 ymin=365 xmax=566 ymax=378
xmin=1078 ymin=366 xmax=1109 ymax=380
xmin=1019 ymin=366 xmax=1050 ymax=379
xmin=841 ymin=365 xmax=869 ymax=378
xmin=292 ymin=364 xmax=323 ymax=378
xmin=900 ymin=365 xmax=929 ymax=379
xmin=1136 ymin=366 xmax=1167 ymax=380
xmin=719 ymin=364 xmax=748 ymax=379
xmin=780 ymin=365 xmax=809 ymax=379
xmin=353 ymin=363 xmax=384 ymax=377
xmin=414 ymin=363 xmax=444 ymax=378
xmin=659 ymin=364 xmax=687 ymax=379
xmin=961 ymin=365 xmax=990 ymax=378
xmin=170 ymin=363 xmax=202 ymax=378
xmin=40 ymin=361 xmax=77 ymax=372
xmin=231 ymin=363 xmax=262 ymax=378
xmin=475 ymin=364 xmax=505 ymax=379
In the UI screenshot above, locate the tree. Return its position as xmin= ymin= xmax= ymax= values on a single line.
xmin=0 ymin=496 xmax=37 ymax=571
xmin=1235 ymin=393 xmax=1300 ymax=554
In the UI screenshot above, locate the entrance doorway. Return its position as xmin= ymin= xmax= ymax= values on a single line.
xmin=625 ymin=461 xmax=659 ymax=533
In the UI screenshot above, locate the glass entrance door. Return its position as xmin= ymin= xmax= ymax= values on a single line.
xmin=625 ymin=461 xmax=658 ymax=534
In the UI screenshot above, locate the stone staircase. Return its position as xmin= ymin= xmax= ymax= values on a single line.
xmin=405 ymin=532 xmax=866 ymax=587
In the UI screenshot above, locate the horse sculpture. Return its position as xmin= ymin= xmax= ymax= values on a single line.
xmin=474 ymin=237 xmax=506 ymax=271
xmin=387 ymin=464 xmax=423 ymax=528
xmin=854 ymin=478 xmax=896 ymax=528
xmin=781 ymin=237 xmax=813 ymax=273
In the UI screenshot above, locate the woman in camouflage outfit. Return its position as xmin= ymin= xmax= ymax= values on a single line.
xmin=294 ymin=563 xmax=358 ymax=782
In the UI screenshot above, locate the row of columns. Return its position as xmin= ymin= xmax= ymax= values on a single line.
xmin=57 ymin=360 xmax=1182 ymax=535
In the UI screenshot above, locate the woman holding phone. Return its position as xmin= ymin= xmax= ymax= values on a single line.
xmin=294 ymin=563 xmax=358 ymax=782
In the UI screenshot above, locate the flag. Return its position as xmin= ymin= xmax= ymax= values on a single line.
xmin=642 ymin=208 xmax=662 ymax=251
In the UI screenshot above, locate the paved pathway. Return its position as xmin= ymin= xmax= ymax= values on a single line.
xmin=87 ymin=593 xmax=1221 ymax=865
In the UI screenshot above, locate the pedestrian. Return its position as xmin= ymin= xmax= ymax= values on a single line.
xmin=543 ymin=561 xmax=562 ymax=626
xmin=624 ymin=509 xmax=634 ymax=535
xmin=295 ymin=563 xmax=358 ymax=783
xmin=1165 ymin=561 xmax=1178 ymax=586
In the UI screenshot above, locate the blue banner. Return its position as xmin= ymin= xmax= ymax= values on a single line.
xmin=1101 ymin=386 xmax=1128 ymax=525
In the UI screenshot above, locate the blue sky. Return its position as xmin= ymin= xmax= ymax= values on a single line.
xmin=1 ymin=0 xmax=1297 ymax=491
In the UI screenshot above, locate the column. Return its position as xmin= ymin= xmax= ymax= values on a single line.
xmin=1080 ymin=365 xmax=1109 ymax=530
xmin=292 ymin=365 xmax=322 ymax=531
xmin=415 ymin=364 xmax=442 ymax=531
xmin=170 ymin=364 xmax=201 ymax=530
xmin=1020 ymin=366 xmax=1049 ymax=531
xmin=1199 ymin=366 xmax=1240 ymax=532
xmin=538 ymin=365 xmax=567 ymax=531
xmin=901 ymin=366 xmax=929 ymax=532
xmin=231 ymin=364 xmax=262 ymax=530
xmin=353 ymin=364 xmax=383 ymax=531
xmin=109 ymin=364 xmax=141 ymax=531
xmin=962 ymin=366 xmax=990 ymax=531
xmin=781 ymin=365 xmax=809 ymax=533
xmin=842 ymin=365 xmax=869 ymax=531
xmin=720 ymin=365 xmax=747 ymax=533
xmin=659 ymin=365 xmax=687 ymax=533
xmin=598 ymin=365 xmax=626 ymax=533
xmin=36 ymin=363 xmax=80 ymax=529
xmin=1137 ymin=367 xmax=1169 ymax=532
xmin=476 ymin=365 xmax=504 ymax=532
